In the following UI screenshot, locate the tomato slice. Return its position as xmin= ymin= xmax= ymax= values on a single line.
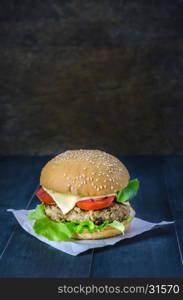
xmin=76 ymin=196 xmax=115 ymax=210
xmin=35 ymin=188 xmax=55 ymax=204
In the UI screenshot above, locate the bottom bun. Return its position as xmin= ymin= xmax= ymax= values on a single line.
xmin=72 ymin=219 xmax=133 ymax=240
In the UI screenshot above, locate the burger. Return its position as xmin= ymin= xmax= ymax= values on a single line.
xmin=28 ymin=150 xmax=139 ymax=240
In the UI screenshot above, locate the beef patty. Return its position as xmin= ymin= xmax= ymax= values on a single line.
xmin=44 ymin=202 xmax=132 ymax=224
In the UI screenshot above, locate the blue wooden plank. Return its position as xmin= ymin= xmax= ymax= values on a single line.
xmin=0 ymin=218 xmax=93 ymax=277
xmin=163 ymin=156 xmax=183 ymax=216
xmin=0 ymin=156 xmax=93 ymax=277
xmin=90 ymin=228 xmax=182 ymax=277
xmin=0 ymin=156 xmax=49 ymax=255
xmin=174 ymin=219 xmax=183 ymax=266
xmin=91 ymin=156 xmax=183 ymax=277
xmin=163 ymin=157 xmax=183 ymax=264
xmin=118 ymin=156 xmax=172 ymax=222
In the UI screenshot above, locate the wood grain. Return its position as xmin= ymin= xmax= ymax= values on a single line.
xmin=0 ymin=157 xmax=48 ymax=255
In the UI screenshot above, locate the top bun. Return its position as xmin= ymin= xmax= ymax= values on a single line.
xmin=40 ymin=149 xmax=130 ymax=197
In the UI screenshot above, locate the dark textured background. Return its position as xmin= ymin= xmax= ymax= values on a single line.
xmin=0 ymin=0 xmax=183 ymax=155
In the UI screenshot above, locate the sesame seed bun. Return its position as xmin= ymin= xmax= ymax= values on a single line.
xmin=72 ymin=217 xmax=133 ymax=240
xmin=40 ymin=149 xmax=130 ymax=197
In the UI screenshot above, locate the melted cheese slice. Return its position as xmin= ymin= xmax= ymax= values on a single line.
xmin=43 ymin=188 xmax=79 ymax=214
xmin=43 ymin=187 xmax=115 ymax=215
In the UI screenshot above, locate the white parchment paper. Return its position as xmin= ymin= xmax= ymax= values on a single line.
xmin=8 ymin=209 xmax=174 ymax=256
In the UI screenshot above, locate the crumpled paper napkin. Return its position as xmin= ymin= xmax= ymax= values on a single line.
xmin=8 ymin=209 xmax=174 ymax=256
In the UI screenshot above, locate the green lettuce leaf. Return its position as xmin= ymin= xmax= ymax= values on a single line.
xmin=28 ymin=204 xmax=129 ymax=241
xmin=116 ymin=178 xmax=140 ymax=203
xmin=33 ymin=217 xmax=73 ymax=241
xmin=28 ymin=203 xmax=45 ymax=220
xmin=28 ymin=205 xmax=73 ymax=241
xmin=109 ymin=220 xmax=125 ymax=232
xmin=124 ymin=216 xmax=133 ymax=222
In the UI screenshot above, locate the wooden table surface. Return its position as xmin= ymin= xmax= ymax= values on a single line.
xmin=0 ymin=156 xmax=183 ymax=277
